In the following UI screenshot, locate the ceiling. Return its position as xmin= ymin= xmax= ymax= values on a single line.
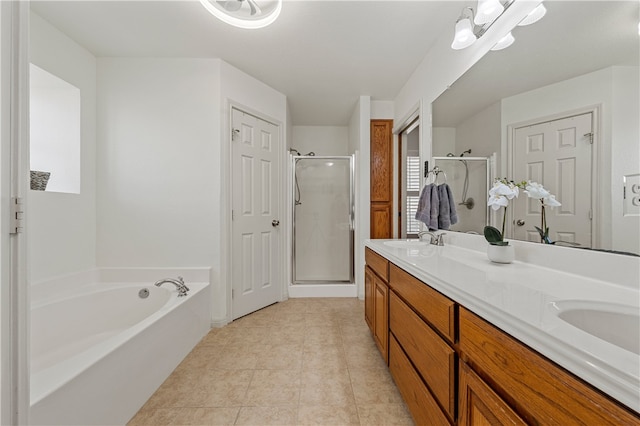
xmin=30 ymin=0 xmax=466 ymax=126
xmin=433 ymin=1 xmax=640 ymax=127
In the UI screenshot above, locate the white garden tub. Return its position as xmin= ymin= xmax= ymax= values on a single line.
xmin=30 ymin=268 xmax=211 ymax=425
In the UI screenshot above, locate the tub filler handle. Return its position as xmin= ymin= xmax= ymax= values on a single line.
xmin=154 ymin=276 xmax=190 ymax=297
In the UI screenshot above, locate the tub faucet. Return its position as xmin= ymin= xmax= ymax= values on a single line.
xmin=154 ymin=276 xmax=189 ymax=297
xmin=418 ymin=231 xmax=446 ymax=246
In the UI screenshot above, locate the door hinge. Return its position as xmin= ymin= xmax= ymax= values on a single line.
xmin=232 ymin=128 xmax=240 ymax=141
xmin=231 ymin=289 xmax=235 ymax=299
xmin=10 ymin=197 xmax=24 ymax=234
xmin=231 ymin=210 xmax=235 ymax=221
xmin=584 ymin=132 xmax=594 ymax=144
xmin=589 ymin=209 xmax=593 ymax=220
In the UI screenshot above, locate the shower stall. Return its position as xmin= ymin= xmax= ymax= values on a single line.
xmin=432 ymin=154 xmax=494 ymax=234
xmin=291 ymin=154 xmax=355 ymax=286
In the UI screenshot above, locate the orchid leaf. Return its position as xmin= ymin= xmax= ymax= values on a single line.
xmin=484 ymin=226 xmax=505 ymax=245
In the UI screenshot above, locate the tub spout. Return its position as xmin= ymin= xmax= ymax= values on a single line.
xmin=154 ymin=277 xmax=189 ymax=297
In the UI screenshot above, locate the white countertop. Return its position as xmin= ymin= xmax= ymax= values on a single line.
xmin=365 ymin=237 xmax=640 ymax=414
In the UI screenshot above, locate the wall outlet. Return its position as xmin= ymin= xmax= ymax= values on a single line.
xmin=623 ymin=174 xmax=640 ymax=216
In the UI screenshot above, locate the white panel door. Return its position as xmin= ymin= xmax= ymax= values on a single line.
xmin=231 ymin=108 xmax=281 ymax=319
xmin=512 ymin=112 xmax=593 ymax=247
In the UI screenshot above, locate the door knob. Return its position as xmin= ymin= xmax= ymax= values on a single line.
xmin=272 ymin=219 xmax=280 ymax=227
xmin=516 ymin=219 xmax=525 ymax=226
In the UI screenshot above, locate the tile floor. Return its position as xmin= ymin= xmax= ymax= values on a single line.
xmin=128 ymin=298 xmax=413 ymax=426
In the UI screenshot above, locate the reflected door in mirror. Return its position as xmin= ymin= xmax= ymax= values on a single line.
xmin=512 ymin=113 xmax=593 ymax=247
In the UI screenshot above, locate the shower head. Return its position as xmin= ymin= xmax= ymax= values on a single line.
xmin=459 ymin=149 xmax=472 ymax=157
xmin=289 ymin=148 xmax=301 ymax=155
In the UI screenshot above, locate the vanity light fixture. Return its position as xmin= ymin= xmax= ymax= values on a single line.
xmin=490 ymin=31 xmax=515 ymax=51
xmin=451 ymin=0 xmax=546 ymax=51
xmin=518 ymin=3 xmax=547 ymax=26
xmin=199 ymin=0 xmax=282 ymax=29
xmin=451 ymin=8 xmax=477 ymax=50
xmin=475 ymin=0 xmax=504 ymax=25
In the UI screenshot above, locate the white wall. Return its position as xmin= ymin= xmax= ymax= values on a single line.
xmin=96 ymin=58 xmax=287 ymax=324
xmin=29 ymin=12 xmax=97 ymax=282
xmin=292 ymin=126 xmax=348 ymax=156
xmin=96 ymin=57 xmax=223 ymax=313
xmin=371 ymin=100 xmax=394 ymax=120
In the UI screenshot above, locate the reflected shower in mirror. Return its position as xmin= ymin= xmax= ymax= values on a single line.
xmin=432 ymin=1 xmax=639 ymax=254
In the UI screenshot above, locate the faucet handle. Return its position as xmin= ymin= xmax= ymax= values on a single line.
xmin=177 ymin=276 xmax=184 ymax=284
xmin=437 ymin=233 xmax=446 ymax=246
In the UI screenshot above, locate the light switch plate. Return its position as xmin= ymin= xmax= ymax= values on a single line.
xmin=623 ymin=174 xmax=640 ymax=216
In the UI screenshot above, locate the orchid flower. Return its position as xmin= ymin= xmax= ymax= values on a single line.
xmin=485 ymin=179 xmax=523 ymax=245
xmin=523 ymin=181 xmax=561 ymax=243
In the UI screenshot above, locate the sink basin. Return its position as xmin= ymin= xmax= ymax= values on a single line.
xmin=383 ymin=240 xmax=430 ymax=249
xmin=550 ymin=301 xmax=640 ymax=355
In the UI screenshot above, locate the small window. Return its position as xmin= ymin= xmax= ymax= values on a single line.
xmin=405 ymin=156 xmax=421 ymax=235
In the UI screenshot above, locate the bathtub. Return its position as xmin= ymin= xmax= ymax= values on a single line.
xmin=29 ymin=269 xmax=211 ymax=425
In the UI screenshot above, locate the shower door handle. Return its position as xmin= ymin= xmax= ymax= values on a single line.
xmin=272 ymin=219 xmax=280 ymax=227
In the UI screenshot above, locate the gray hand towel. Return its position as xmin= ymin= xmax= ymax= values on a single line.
xmin=437 ymin=183 xmax=458 ymax=230
xmin=415 ymin=183 xmax=439 ymax=230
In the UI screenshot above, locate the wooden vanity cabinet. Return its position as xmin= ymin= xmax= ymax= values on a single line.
xmin=387 ymin=264 xmax=457 ymax=423
xmin=459 ymin=307 xmax=640 ymax=426
xmin=364 ymin=249 xmax=640 ymax=426
xmin=364 ymin=248 xmax=389 ymax=363
xmin=459 ymin=360 xmax=527 ymax=426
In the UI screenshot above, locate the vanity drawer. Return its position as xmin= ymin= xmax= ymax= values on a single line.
xmin=389 ymin=335 xmax=451 ymax=426
xmin=365 ymin=247 xmax=389 ymax=281
xmin=390 ymin=291 xmax=456 ymax=420
xmin=459 ymin=308 xmax=640 ymax=425
xmin=389 ymin=264 xmax=456 ymax=343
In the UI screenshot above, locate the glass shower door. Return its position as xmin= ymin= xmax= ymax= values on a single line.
xmin=293 ymin=156 xmax=354 ymax=283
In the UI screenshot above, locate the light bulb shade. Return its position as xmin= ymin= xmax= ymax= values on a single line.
xmin=199 ymin=0 xmax=282 ymax=29
xmin=451 ymin=17 xmax=477 ymax=50
xmin=491 ymin=32 xmax=515 ymax=51
xmin=518 ymin=3 xmax=546 ymax=26
xmin=474 ymin=0 xmax=504 ymax=25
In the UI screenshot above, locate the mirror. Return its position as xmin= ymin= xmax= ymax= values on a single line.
xmin=433 ymin=1 xmax=639 ymax=254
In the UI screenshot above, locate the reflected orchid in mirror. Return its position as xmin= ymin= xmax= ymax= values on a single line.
xmin=524 ymin=181 xmax=562 ymax=244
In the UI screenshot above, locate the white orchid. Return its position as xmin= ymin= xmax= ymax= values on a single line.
xmin=523 ymin=181 xmax=562 ymax=243
xmin=524 ymin=181 xmax=550 ymax=199
xmin=544 ymin=194 xmax=562 ymax=208
xmin=485 ymin=179 xmax=523 ymax=245
xmin=489 ymin=180 xmax=520 ymax=200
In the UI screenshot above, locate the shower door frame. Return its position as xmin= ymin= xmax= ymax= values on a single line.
xmin=432 ymin=156 xmax=493 ymax=229
xmin=291 ymin=155 xmax=355 ymax=285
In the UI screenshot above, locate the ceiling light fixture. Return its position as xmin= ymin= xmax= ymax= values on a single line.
xmin=491 ymin=31 xmax=515 ymax=50
xmin=199 ymin=0 xmax=282 ymax=29
xmin=475 ymin=0 xmax=504 ymax=25
xmin=518 ymin=3 xmax=546 ymax=26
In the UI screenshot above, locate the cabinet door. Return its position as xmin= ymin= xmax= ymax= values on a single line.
xmin=364 ymin=266 xmax=374 ymax=331
xmin=373 ymin=276 xmax=389 ymax=363
xmin=370 ymin=119 xmax=393 ymax=238
xmin=459 ymin=360 xmax=527 ymax=426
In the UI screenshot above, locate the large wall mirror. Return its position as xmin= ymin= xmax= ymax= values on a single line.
xmin=432 ymin=0 xmax=639 ymax=255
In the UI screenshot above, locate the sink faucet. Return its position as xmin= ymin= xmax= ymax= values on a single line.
xmin=154 ymin=276 xmax=190 ymax=297
xmin=418 ymin=231 xmax=446 ymax=246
